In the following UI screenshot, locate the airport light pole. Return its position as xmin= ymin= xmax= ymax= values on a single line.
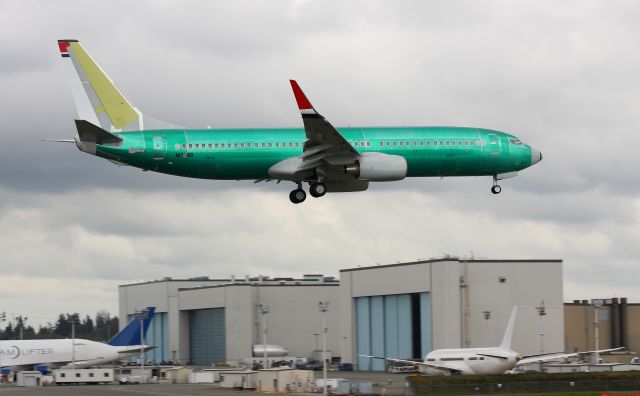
xmin=319 ymin=302 xmax=329 ymax=396
xmin=591 ymin=299 xmax=603 ymax=364
xmin=20 ymin=316 xmax=27 ymax=340
xmin=71 ymin=320 xmax=76 ymax=368
xmin=482 ymin=311 xmax=491 ymax=345
xmin=133 ymin=309 xmax=149 ymax=383
xmin=0 ymin=312 xmax=5 ymax=375
xmin=536 ymin=301 xmax=546 ymax=353
xmin=105 ymin=312 xmax=111 ymax=341
xmin=259 ymin=304 xmax=269 ymax=369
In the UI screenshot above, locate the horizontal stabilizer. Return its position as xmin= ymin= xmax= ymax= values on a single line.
xmin=75 ymin=119 xmax=122 ymax=144
xmin=117 ymin=345 xmax=158 ymax=353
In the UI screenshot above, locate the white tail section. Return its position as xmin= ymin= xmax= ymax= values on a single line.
xmin=499 ymin=306 xmax=518 ymax=350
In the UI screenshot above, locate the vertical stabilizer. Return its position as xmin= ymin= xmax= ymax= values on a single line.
xmin=108 ymin=307 xmax=156 ymax=346
xmin=57 ymin=40 xmax=183 ymax=132
xmin=499 ymin=306 xmax=518 ymax=350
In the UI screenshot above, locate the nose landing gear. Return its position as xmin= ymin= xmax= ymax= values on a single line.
xmin=491 ymin=176 xmax=502 ymax=194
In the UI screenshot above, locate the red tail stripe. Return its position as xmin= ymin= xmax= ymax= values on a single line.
xmin=290 ymin=80 xmax=313 ymax=110
xmin=58 ymin=41 xmax=71 ymax=54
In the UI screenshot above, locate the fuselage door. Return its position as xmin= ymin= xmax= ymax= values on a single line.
xmin=152 ymin=136 xmax=167 ymax=160
xmin=487 ymin=134 xmax=500 ymax=156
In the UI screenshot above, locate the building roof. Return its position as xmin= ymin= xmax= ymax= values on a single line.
xmin=120 ymin=274 xmax=339 ymax=288
xmin=340 ymin=257 xmax=563 ymax=272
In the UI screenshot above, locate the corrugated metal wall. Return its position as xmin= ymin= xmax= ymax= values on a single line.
xmin=189 ymin=308 xmax=226 ymax=365
xmin=356 ymin=293 xmax=431 ymax=371
xmin=146 ymin=312 xmax=168 ymax=363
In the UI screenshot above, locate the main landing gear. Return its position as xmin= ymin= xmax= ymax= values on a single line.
xmin=309 ymin=182 xmax=327 ymax=198
xmin=491 ymin=176 xmax=502 ymax=194
xmin=289 ymin=184 xmax=306 ymax=204
xmin=289 ymin=181 xmax=327 ymax=204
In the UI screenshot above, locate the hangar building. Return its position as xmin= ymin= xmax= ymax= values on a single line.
xmin=119 ymin=258 xmax=563 ymax=370
xmin=340 ymin=258 xmax=563 ymax=370
xmin=118 ymin=275 xmax=340 ymax=365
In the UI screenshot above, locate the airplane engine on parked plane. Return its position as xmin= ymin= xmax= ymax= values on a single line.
xmin=344 ymin=152 xmax=407 ymax=181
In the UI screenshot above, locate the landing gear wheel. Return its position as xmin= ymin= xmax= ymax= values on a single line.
xmin=491 ymin=185 xmax=502 ymax=194
xmin=309 ymin=182 xmax=327 ymax=198
xmin=289 ymin=189 xmax=307 ymax=204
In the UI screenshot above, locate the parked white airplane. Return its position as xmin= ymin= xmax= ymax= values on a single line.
xmin=253 ymin=344 xmax=289 ymax=357
xmin=0 ymin=307 xmax=156 ymax=371
xmin=360 ymin=307 xmax=622 ymax=375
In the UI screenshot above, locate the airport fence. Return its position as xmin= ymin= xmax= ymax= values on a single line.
xmin=409 ymin=372 xmax=640 ymax=395
xmin=414 ymin=379 xmax=640 ymax=395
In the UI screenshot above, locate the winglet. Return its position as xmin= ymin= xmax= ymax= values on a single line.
xmin=290 ymin=80 xmax=317 ymax=115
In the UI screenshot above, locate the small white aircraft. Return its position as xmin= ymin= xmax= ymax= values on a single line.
xmin=360 ymin=307 xmax=623 ymax=375
xmin=253 ymin=344 xmax=289 ymax=357
xmin=0 ymin=307 xmax=156 ymax=371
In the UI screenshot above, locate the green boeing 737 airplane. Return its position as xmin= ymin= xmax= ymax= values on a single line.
xmin=55 ymin=39 xmax=542 ymax=204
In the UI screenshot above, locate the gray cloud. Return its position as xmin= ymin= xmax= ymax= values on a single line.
xmin=1 ymin=0 xmax=639 ymax=325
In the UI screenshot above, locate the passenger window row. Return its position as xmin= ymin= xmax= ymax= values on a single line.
xmin=379 ymin=140 xmax=485 ymax=147
xmin=173 ymin=139 xmax=486 ymax=151
xmin=426 ymin=356 xmax=485 ymax=362
xmin=177 ymin=142 xmax=304 ymax=150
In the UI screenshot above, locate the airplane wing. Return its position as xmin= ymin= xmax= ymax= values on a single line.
xmin=476 ymin=353 xmax=510 ymax=360
xmin=290 ymin=80 xmax=358 ymax=158
xmin=358 ymin=354 xmax=463 ymax=374
xmin=517 ymin=347 xmax=625 ymax=366
xmin=268 ymin=81 xmax=368 ymax=192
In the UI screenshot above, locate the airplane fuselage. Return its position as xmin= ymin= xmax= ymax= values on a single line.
xmin=86 ymin=126 xmax=538 ymax=181
xmin=423 ymin=347 xmax=519 ymax=375
xmin=0 ymin=339 xmax=140 ymax=369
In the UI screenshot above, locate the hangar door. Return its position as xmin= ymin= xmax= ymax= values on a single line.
xmin=189 ymin=308 xmax=225 ymax=365
xmin=124 ymin=312 xmax=169 ymax=364
xmin=356 ymin=293 xmax=431 ymax=371
xmin=146 ymin=312 xmax=168 ymax=363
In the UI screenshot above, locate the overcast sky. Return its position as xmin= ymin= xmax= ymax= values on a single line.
xmin=1 ymin=0 xmax=639 ymax=327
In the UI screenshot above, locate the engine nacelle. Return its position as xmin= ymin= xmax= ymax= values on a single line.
xmin=344 ymin=152 xmax=407 ymax=181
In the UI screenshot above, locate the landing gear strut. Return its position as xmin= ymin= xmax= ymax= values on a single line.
xmin=491 ymin=176 xmax=502 ymax=194
xmin=309 ymin=182 xmax=327 ymax=198
xmin=289 ymin=183 xmax=306 ymax=204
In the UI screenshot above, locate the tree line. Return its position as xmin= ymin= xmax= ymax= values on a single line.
xmin=0 ymin=310 xmax=119 ymax=342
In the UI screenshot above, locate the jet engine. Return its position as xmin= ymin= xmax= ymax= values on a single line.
xmin=344 ymin=152 xmax=407 ymax=181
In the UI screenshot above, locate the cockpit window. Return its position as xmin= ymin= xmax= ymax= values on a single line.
xmin=509 ymin=138 xmax=523 ymax=145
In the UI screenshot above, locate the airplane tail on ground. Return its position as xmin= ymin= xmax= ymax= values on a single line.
xmin=57 ymin=39 xmax=182 ymax=132
xmin=108 ymin=307 xmax=155 ymax=346
xmin=499 ymin=306 xmax=518 ymax=350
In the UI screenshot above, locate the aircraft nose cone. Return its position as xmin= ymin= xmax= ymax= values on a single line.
xmin=531 ymin=148 xmax=542 ymax=166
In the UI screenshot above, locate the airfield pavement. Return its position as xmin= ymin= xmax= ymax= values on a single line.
xmin=0 ymin=371 xmax=412 ymax=396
